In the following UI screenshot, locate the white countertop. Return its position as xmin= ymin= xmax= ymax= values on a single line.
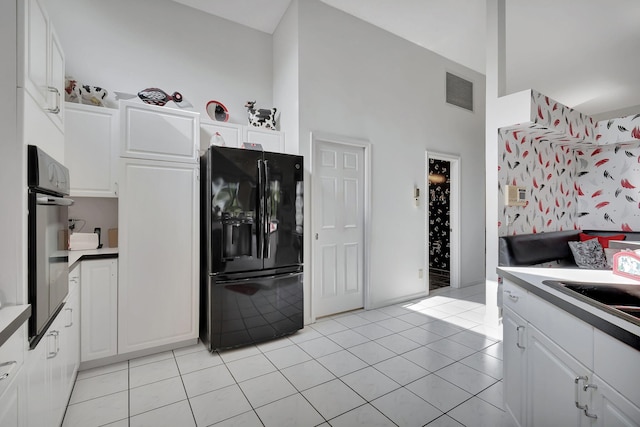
xmin=498 ymin=267 xmax=640 ymax=342
xmin=69 ymin=247 xmax=119 ymax=265
xmin=0 ymin=305 xmax=30 ymax=347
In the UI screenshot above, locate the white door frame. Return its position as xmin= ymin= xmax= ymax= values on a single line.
xmin=425 ymin=151 xmax=461 ymax=289
xmin=310 ymin=132 xmax=372 ymax=322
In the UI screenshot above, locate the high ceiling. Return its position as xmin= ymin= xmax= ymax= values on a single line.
xmin=172 ymin=0 xmax=640 ymax=119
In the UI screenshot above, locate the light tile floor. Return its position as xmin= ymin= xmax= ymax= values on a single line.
xmin=63 ymin=284 xmax=513 ymax=427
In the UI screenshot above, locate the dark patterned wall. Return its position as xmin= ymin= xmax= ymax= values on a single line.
xmin=428 ymin=158 xmax=450 ymax=271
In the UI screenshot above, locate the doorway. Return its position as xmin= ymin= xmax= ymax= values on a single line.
xmin=311 ymin=133 xmax=371 ymax=320
xmin=426 ymin=152 xmax=460 ymax=291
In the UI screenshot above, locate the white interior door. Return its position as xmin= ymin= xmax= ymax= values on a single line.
xmin=313 ymin=139 xmax=365 ymax=318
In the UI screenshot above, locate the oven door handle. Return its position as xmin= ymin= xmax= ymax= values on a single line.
xmin=36 ymin=196 xmax=74 ymax=206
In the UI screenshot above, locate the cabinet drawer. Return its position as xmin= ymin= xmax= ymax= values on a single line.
xmin=503 ymin=279 xmax=528 ymax=317
xmin=0 ymin=325 xmax=25 ymax=397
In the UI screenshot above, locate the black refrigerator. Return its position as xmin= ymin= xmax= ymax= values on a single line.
xmin=200 ymin=146 xmax=304 ymax=351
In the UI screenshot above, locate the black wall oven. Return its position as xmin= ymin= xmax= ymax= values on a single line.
xmin=27 ymin=145 xmax=73 ymax=348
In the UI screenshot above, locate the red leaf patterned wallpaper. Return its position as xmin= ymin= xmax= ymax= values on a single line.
xmin=498 ymin=133 xmax=640 ymax=236
xmin=576 ymin=143 xmax=640 ymax=231
xmin=498 ymin=92 xmax=640 ymax=237
xmin=596 ymin=114 xmax=640 ymax=145
xmin=529 ymin=90 xmax=597 ymax=144
xmin=498 ymin=130 xmax=579 ymax=236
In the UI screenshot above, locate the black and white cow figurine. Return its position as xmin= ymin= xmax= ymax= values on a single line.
xmin=245 ymin=101 xmax=277 ymax=130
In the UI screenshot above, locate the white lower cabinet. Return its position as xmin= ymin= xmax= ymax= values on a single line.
xmin=80 ymin=259 xmax=118 ymax=362
xmin=590 ymin=374 xmax=640 ymax=426
xmin=26 ymin=313 xmax=68 ymax=427
xmin=502 ymin=279 xmax=640 ymax=427
xmin=0 ymin=371 xmax=23 ymax=427
xmin=25 ymin=271 xmax=80 ymax=427
xmin=527 ymin=325 xmax=590 ymax=426
xmin=0 ymin=325 xmax=26 ymax=427
xmin=503 ymin=306 xmax=526 ymax=426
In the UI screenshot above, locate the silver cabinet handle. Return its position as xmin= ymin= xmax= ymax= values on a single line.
xmin=516 ymin=325 xmax=525 ymax=349
xmin=0 ymin=361 xmax=17 ymax=381
xmin=574 ymin=376 xmax=588 ymax=410
xmin=47 ymin=330 xmax=60 ymax=358
xmin=583 ymin=406 xmax=598 ymax=419
xmin=504 ymin=289 xmax=519 ymax=302
xmin=582 ymin=383 xmax=598 ymax=419
xmin=47 ymin=86 xmax=60 ymax=114
xmin=65 ymin=307 xmax=73 ymax=327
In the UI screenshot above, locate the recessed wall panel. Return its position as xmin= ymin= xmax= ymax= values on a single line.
xmin=343 ymin=178 xmax=358 ymax=228
xmin=321 ymin=245 xmax=338 ymax=297
xmin=344 ymin=243 xmax=359 ymax=293
xmin=321 ymin=177 xmax=337 ymax=229
xmin=321 ymin=149 xmax=337 ymax=168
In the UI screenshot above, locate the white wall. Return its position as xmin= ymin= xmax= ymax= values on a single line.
xmin=69 ymin=198 xmax=119 ymax=246
xmin=44 ymin=0 xmax=273 ymax=126
xmin=0 ymin=0 xmax=24 ymax=306
xmin=273 ymin=1 xmax=300 ymax=154
xmin=295 ymin=0 xmax=486 ymax=308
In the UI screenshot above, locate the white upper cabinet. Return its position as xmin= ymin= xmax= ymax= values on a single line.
xmin=65 ymin=103 xmax=119 ymax=197
xmin=200 ymin=120 xmax=286 ymax=154
xmin=200 ymin=120 xmax=242 ymax=151
xmin=48 ymin=27 xmax=65 ymax=130
xmin=244 ymin=126 xmax=285 ymax=153
xmin=120 ymin=100 xmax=199 ymax=163
xmin=18 ymin=0 xmax=65 ymax=131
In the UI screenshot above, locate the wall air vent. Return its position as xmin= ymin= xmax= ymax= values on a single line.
xmin=446 ymin=72 xmax=473 ymax=112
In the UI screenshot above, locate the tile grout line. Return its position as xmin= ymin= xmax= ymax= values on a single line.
xmin=65 ymin=283 xmax=499 ymax=426
xmin=172 ymin=350 xmax=199 ymax=427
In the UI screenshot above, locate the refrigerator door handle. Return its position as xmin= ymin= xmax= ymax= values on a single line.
xmin=257 ymin=159 xmax=265 ymax=259
xmin=216 ymin=270 xmax=302 ymax=285
xmin=263 ymin=160 xmax=271 ymax=259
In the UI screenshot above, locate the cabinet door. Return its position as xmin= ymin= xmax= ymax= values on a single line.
xmin=0 ymin=368 xmax=23 ymax=427
xmin=118 ymin=159 xmax=199 ymax=354
xmin=66 ymin=103 xmax=119 ymax=197
xmin=120 ymin=100 xmax=199 ymax=163
xmin=201 ymin=121 xmax=242 ymax=151
xmin=48 ymin=26 xmax=65 ymax=130
xmin=19 ymin=0 xmax=64 ymax=125
xmin=19 ymin=0 xmax=49 ymax=107
xmin=243 ymin=127 xmax=285 ymax=153
xmin=503 ymin=306 xmax=527 ymax=427
xmin=81 ymin=259 xmax=118 ymax=362
xmin=590 ymin=374 xmax=640 ymax=427
xmin=48 ymin=314 xmax=67 ymax=427
xmin=527 ymin=325 xmax=590 ymax=427
xmin=25 ymin=326 xmax=53 ymax=427
xmin=62 ymin=284 xmax=80 ymax=398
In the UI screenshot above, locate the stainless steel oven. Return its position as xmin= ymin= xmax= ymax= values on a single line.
xmin=27 ymin=145 xmax=73 ymax=348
